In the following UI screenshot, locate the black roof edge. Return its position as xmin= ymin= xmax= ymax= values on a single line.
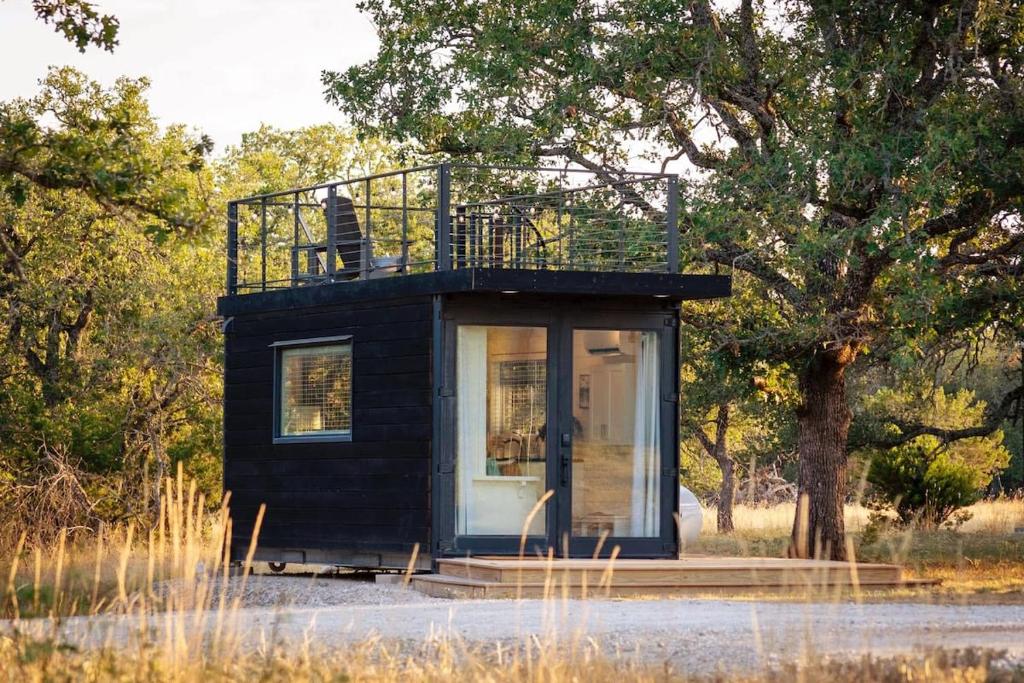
xmin=217 ymin=269 xmax=731 ymax=317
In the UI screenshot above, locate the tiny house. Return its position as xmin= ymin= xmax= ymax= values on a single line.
xmin=218 ymin=163 xmax=730 ymax=570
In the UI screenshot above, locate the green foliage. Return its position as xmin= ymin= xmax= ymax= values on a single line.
xmin=858 ymin=387 xmax=1011 ymax=527
xmin=1001 ymin=418 xmax=1024 ymax=491
xmin=868 ymin=438 xmax=989 ymax=528
xmin=218 ymin=124 xmax=400 ymax=198
xmin=0 ymin=82 xmax=402 ymax=538
xmin=0 ymin=68 xmax=212 ymax=230
xmin=679 ymin=446 xmax=723 ymax=500
xmin=0 ymin=68 xmax=220 ymax=525
xmin=327 ymin=0 xmax=1024 ymax=553
xmin=679 ymin=273 xmax=799 ymax=503
xmin=326 ymin=0 xmax=1024 ymax=392
xmin=938 ymin=344 xmax=1024 ymax=493
xmin=30 ymin=1 xmax=119 ymax=52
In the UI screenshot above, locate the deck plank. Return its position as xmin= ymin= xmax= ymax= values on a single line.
xmin=416 ymin=556 xmax=910 ymax=596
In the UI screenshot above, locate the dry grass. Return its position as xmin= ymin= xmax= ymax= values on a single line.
xmin=0 ymin=634 xmax=1020 ymax=683
xmin=700 ymin=498 xmax=1024 ymax=536
xmin=2 ymin=477 xmax=1023 ymax=681
xmin=2 ymin=465 xmax=239 ymax=622
xmin=694 ymin=498 xmax=1024 ymax=600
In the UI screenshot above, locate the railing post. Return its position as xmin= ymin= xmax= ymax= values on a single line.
xmin=362 ymin=178 xmax=372 ymax=280
xmin=567 ymin=206 xmax=575 ymax=270
xmin=618 ymin=210 xmax=626 ymax=271
xmin=666 ymin=175 xmax=680 ymax=274
xmin=326 ymin=184 xmax=337 ymax=281
xmin=455 ymin=205 xmax=466 ymax=268
xmin=513 ymin=212 xmax=522 ymax=267
xmin=226 ymin=202 xmax=238 ymax=295
xmin=556 ymin=188 xmax=563 ymax=270
xmin=487 ymin=214 xmax=496 ymax=267
xmin=401 ymin=172 xmax=409 ymax=273
xmin=436 ymin=163 xmax=452 ymax=271
xmin=469 ymin=212 xmax=478 ymax=267
xmin=291 ymin=192 xmax=299 ymax=286
xmin=260 ymin=197 xmax=267 ymax=292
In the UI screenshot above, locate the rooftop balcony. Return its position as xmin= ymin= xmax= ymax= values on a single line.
xmin=225 ymin=163 xmax=682 ymax=296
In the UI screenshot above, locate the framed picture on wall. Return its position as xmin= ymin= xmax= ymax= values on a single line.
xmin=578 ymin=374 xmax=590 ymax=409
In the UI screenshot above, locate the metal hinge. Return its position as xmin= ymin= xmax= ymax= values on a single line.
xmin=662 ymin=391 xmax=679 ymax=402
xmin=437 ymin=463 xmax=455 ymax=474
xmin=662 ymin=467 xmax=678 ymax=478
xmin=438 ymin=386 xmax=454 ymax=397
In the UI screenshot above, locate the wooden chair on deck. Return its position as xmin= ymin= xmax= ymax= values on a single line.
xmin=319 ymin=196 xmax=407 ymax=279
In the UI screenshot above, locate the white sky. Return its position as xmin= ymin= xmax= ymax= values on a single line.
xmin=0 ymin=0 xmax=379 ymax=149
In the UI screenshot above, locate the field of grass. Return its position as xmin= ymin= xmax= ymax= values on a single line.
xmin=0 ymin=632 xmax=1019 ymax=682
xmin=2 ymin=474 xmax=1022 ymax=681
xmin=699 ymin=498 xmax=1024 ymax=536
xmin=694 ymin=498 xmax=1024 ymax=600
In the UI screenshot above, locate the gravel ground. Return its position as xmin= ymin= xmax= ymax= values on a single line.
xmin=156 ymin=572 xmax=440 ymax=608
xmin=11 ymin=574 xmax=1024 ymax=677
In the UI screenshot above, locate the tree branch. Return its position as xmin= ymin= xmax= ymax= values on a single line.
xmin=921 ymin=190 xmax=1004 ymax=239
xmin=663 ymin=108 xmax=724 ymax=170
xmin=0 ymin=225 xmax=28 ymax=283
xmin=853 ymin=384 xmax=1023 ymax=450
xmin=693 ymin=425 xmax=716 ymax=455
xmin=0 ymin=157 xmax=201 ymax=231
xmin=705 ymin=241 xmax=804 ymax=308
xmin=534 ymin=145 xmax=662 ymax=220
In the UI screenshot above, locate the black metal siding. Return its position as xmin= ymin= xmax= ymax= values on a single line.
xmin=223 ymin=296 xmax=433 ymax=561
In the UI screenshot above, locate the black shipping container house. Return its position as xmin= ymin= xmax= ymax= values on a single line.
xmin=219 ymin=163 xmax=731 ymax=570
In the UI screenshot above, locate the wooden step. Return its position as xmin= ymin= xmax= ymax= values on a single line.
xmin=436 ymin=556 xmax=902 ymax=587
xmin=411 ymin=573 xmax=931 ymax=600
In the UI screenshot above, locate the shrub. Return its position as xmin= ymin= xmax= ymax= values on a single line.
xmin=867 ymin=436 xmax=1003 ymax=528
xmin=0 ymin=445 xmax=100 ymax=549
xmin=858 ymin=387 xmax=1011 ymax=528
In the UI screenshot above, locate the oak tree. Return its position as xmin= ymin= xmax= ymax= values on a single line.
xmin=29 ymin=0 xmax=119 ymax=52
xmin=325 ymin=0 xmax=1024 ymax=558
xmin=0 ymin=68 xmax=218 ymax=524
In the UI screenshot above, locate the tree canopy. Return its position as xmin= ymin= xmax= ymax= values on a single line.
xmin=0 ymin=68 xmax=218 ymax=532
xmin=0 ymin=74 xmax=405 ymax=538
xmin=30 ymin=1 xmax=119 ymax=52
xmin=326 ymin=0 xmax=1024 ymax=558
xmin=0 ymin=1 xmax=1020 ymax=553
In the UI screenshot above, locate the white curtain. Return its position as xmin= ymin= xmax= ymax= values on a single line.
xmin=630 ymin=332 xmax=660 ymax=536
xmin=456 ymin=326 xmax=488 ymax=535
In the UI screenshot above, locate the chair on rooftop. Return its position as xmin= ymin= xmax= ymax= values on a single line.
xmin=321 ymin=196 xmax=405 ymax=279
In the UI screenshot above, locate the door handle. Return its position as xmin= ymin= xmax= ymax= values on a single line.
xmin=560 ymin=453 xmax=570 ymax=487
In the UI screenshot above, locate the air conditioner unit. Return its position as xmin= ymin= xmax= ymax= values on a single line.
xmin=586 ymin=330 xmax=621 ymax=355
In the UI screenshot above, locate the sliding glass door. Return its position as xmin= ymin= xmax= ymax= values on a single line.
xmin=455 ymin=325 xmax=549 ymax=539
xmin=569 ymin=329 xmax=661 ymax=539
xmin=442 ymin=305 xmax=677 ymax=558
xmin=556 ymin=312 xmax=677 ymax=557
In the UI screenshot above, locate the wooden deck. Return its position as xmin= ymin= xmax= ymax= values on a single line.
xmin=411 ymin=556 xmax=928 ymax=599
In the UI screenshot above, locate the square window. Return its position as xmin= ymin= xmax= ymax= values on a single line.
xmin=276 ymin=341 xmax=352 ymax=439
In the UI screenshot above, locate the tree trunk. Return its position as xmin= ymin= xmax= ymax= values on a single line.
xmin=790 ymin=347 xmax=854 ymax=561
xmin=694 ymin=403 xmax=736 ymax=534
xmin=716 ymin=455 xmax=736 ymax=533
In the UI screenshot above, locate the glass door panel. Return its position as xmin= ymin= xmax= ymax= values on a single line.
xmin=456 ymin=325 xmax=548 ymax=536
xmin=570 ymin=329 xmax=660 ymax=538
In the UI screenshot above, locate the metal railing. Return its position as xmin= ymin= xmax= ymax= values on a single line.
xmin=226 ymin=163 xmax=679 ymax=295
